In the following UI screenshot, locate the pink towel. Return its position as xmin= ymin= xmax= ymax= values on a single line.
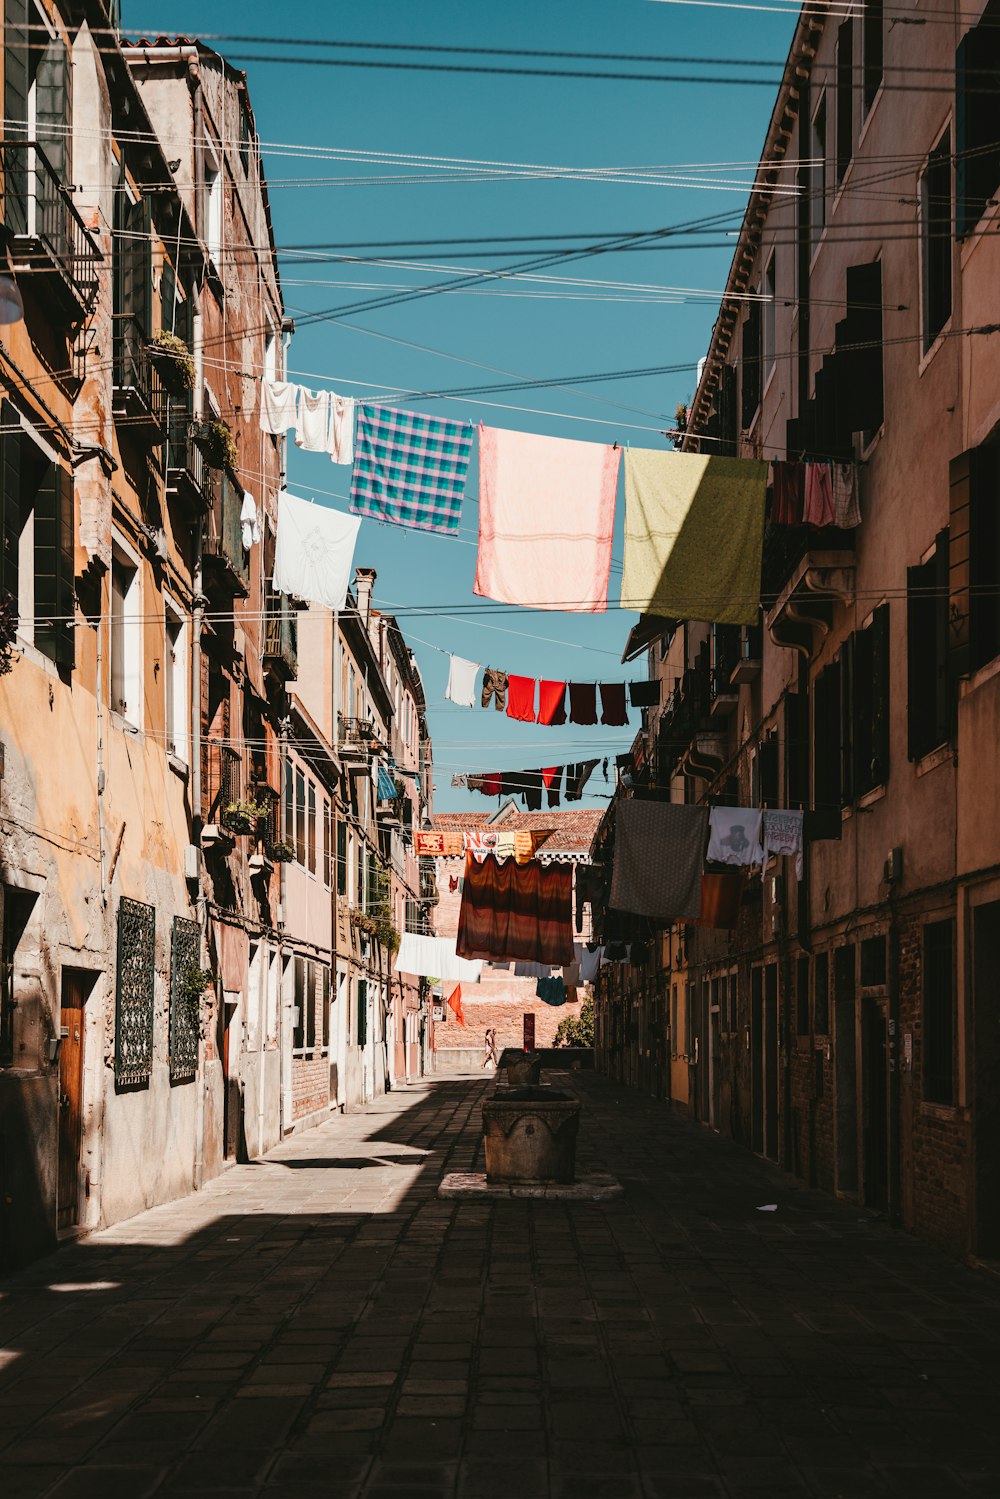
xmin=474 ymin=424 xmax=621 ymax=613
xmin=803 ymin=463 xmax=836 ymax=527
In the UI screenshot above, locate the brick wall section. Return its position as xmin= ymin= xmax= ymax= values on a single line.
xmin=292 ymin=1056 xmax=329 ymax=1121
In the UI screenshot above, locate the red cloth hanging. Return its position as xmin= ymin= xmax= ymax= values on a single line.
xmin=506 ymin=674 xmax=537 ymax=722
xmin=447 ymin=984 xmax=467 ymax=1026
xmin=456 ymin=854 xmax=575 ymax=965
xmin=771 ymin=461 xmax=805 ymax=526
xmin=696 ymin=871 xmax=745 ymax=929
xmin=537 ymin=679 xmax=567 ymax=726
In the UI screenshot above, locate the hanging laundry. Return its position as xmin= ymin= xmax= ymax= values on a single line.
xmin=449 ymin=876 xmax=459 ymax=892
xmin=474 ymin=424 xmax=620 ymax=612
xmin=707 ymin=807 xmax=764 ymax=866
xmin=376 ymin=764 xmax=398 ymax=802
xmin=576 ymin=943 xmax=604 ymax=985
xmin=603 ymin=757 xmax=609 ymax=782
xmin=295 ymin=388 xmax=332 ymax=452
xmin=610 ymin=800 xmax=708 ymax=921
xmin=240 ymin=491 xmax=260 ymax=550
xmin=832 ymin=462 xmax=861 ymax=528
xmin=351 ymin=404 xmax=473 ymax=535
xmin=537 ymin=679 xmax=567 ymax=726
xmin=535 ymin=976 xmax=567 ymax=1006
xmin=771 ymin=460 xmax=805 ymax=526
xmin=568 ymin=682 xmax=598 ymax=725
xmin=563 ymin=962 xmax=581 ymax=987
xmin=763 ymin=808 xmax=805 ymax=877
xmin=506 ymin=674 xmax=537 ymax=723
xmin=446 ymin=654 xmax=480 ymax=708
xmin=465 ymin=829 xmax=500 ymax=861
xmin=697 ymin=870 xmax=745 ymax=929
xmin=514 ymin=960 xmax=556 ymax=979
xmin=803 ymin=462 xmax=836 ymax=527
xmin=395 ymin=934 xmax=482 ymax=983
xmin=481 ymin=667 xmax=508 ymax=711
xmin=467 ymin=773 xmax=501 ymax=797
xmin=447 ymin=984 xmax=467 ymax=1025
xmin=260 ymin=379 xmax=299 ymax=434
xmin=328 ymin=394 xmax=355 ymax=465
xmin=629 ymin=679 xmax=661 ymax=708
xmin=566 ymin=759 xmax=599 ymax=801
xmin=542 ymin=765 xmax=562 ymax=808
xmin=272 ymin=490 xmax=360 ymax=610
xmin=456 ymin=854 xmax=575 ymax=965
xmin=600 ymin=682 xmax=629 ymax=727
xmin=575 ymin=864 xmax=606 ymax=933
xmin=622 ymin=450 xmax=768 ymax=626
xmin=520 ymin=770 xmax=543 ymax=812
xmin=451 ymin=774 xmax=469 ymax=789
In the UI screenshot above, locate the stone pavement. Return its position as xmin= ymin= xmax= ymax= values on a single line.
xmin=3 ymin=1071 xmax=1000 ymax=1499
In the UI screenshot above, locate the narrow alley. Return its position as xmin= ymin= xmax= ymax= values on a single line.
xmin=3 ymin=1072 xmax=1000 ymax=1499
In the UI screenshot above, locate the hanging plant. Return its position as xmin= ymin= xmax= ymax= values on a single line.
xmin=194 ymin=417 xmax=238 ymax=471
xmin=148 ymin=329 xmax=195 ymax=393
xmin=264 ymin=837 xmax=294 ymax=863
xmin=221 ymin=797 xmax=270 ymax=835
xmin=373 ymin=913 xmax=400 ymax=953
xmin=0 ymin=591 xmax=17 ymax=676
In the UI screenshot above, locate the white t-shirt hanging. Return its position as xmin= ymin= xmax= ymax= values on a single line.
xmin=296 ymin=389 xmax=332 ymax=451
xmin=707 ymin=807 xmax=764 ymax=866
xmin=329 ymin=394 xmax=355 ymax=465
xmin=260 ymin=380 xmax=298 ymax=434
xmin=445 ymin=654 xmax=479 ymax=708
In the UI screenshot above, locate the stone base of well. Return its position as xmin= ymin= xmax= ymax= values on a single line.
xmin=438 ymin=1170 xmax=623 ymax=1202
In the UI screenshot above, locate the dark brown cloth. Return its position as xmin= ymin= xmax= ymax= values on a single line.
xmin=568 ymin=682 xmax=598 ymax=725
xmin=456 ymin=855 xmax=575 ymax=965
xmin=771 ymin=461 xmax=805 ymax=526
xmin=600 ymin=682 xmax=629 ymax=726
xmin=696 ymin=870 xmax=745 ymax=928
xmin=629 ymin=679 xmax=660 ymax=708
xmin=609 ymin=799 xmax=708 ymax=921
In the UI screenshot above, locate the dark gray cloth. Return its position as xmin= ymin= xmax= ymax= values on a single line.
xmin=609 ymin=799 xmax=708 ymax=921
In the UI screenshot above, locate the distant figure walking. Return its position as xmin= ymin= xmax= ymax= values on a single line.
xmin=482 ymin=1027 xmax=499 ymax=1069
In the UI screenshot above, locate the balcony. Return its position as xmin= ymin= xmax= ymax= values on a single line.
xmin=0 ymin=140 xmax=102 ymax=322
xmin=203 ymin=472 xmax=250 ymax=597
xmin=731 ymin=623 xmax=763 ymax=685
xmin=709 ymin=625 xmax=741 ymax=717
xmin=201 ymin=738 xmax=242 ymax=840
xmin=263 ymin=589 xmax=298 ymax=680
xmin=766 ymin=550 xmax=857 ymax=658
xmin=339 ymin=716 xmax=386 ymax=764
xmin=112 ymin=314 xmax=166 ymax=441
xmin=167 ymin=417 xmax=217 ymax=516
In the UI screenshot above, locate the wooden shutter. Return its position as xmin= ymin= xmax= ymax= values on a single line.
xmin=955 ymin=16 xmax=1000 ymax=238
xmin=933 ymin=529 xmax=952 ymax=741
xmin=870 ymin=603 xmax=890 ymax=788
xmin=835 ymin=19 xmax=854 ymax=183
xmin=4 ymin=0 xmax=29 ymax=235
xmin=785 ymin=690 xmax=809 ymax=810
xmin=843 ymin=262 xmax=884 ymax=435
xmin=741 ymin=301 xmax=761 ymax=430
xmin=907 ymin=558 xmax=935 ymax=760
xmin=34 ymin=35 xmax=71 ymax=186
xmin=0 ymin=400 xmax=22 ymax=609
xmin=949 ymin=449 xmax=972 ymax=681
xmin=34 ymin=459 xmax=74 ymax=669
xmin=969 ymin=444 xmax=1000 ymax=673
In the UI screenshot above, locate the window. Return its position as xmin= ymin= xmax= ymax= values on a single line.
xmin=337 ymin=819 xmax=347 ymax=895
xmin=860 ymin=935 xmax=886 ymax=987
xmin=0 ymin=403 xmax=74 ymax=668
xmin=950 ymin=444 xmax=1000 ymax=676
xmin=753 ymin=733 xmax=779 ymax=809
xmin=357 ymin=978 xmax=368 ymax=1048
xmin=955 ymin=0 xmax=1000 ymax=236
xmin=849 ymin=604 xmax=890 ymax=797
xmin=907 ymin=529 xmax=950 ymax=760
xmin=306 ymin=781 xmax=316 ymax=874
xmin=762 ymin=255 xmax=776 ymax=379
xmin=239 ymin=92 xmax=251 ymax=174
xmin=920 ymin=129 xmax=953 ymax=350
xmin=796 ymin=956 xmax=810 ymax=1036
xmin=164 ymin=598 xmax=188 ymax=763
xmin=293 ymin=956 xmax=306 ymax=1049
xmin=810 ymin=94 xmax=827 ymax=252
xmin=4 ymin=13 xmax=73 ymax=231
xmin=813 ymin=659 xmax=843 ymax=810
xmin=284 ymin=759 xmax=294 ymax=855
xmin=835 ymin=260 xmax=884 ymax=437
xmin=323 ymin=803 xmax=333 ymax=888
xmin=294 ymin=767 xmax=306 ymax=865
xmin=835 ymin=18 xmax=854 ymax=185
xmin=740 ymin=296 xmax=762 ymax=429
xmin=862 ymin=0 xmax=883 ymax=115
xmin=923 ymin=919 xmax=955 ymax=1105
xmin=204 ymin=145 xmax=222 ymax=268
xmin=814 ymin=951 xmax=830 ymax=1034
xmin=111 ymin=544 xmax=142 ymax=724
xmin=322 ymin=966 xmax=331 ymax=1049
xmin=0 ymin=888 xmax=33 ymax=1066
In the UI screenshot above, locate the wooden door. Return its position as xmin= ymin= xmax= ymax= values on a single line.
xmin=57 ymin=971 xmax=87 ymax=1230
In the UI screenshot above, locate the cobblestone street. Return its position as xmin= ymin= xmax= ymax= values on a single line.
xmin=3 ymin=1072 xmax=1000 ymax=1499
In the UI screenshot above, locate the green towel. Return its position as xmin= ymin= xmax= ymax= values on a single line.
xmin=621 ymin=450 xmax=768 ymax=625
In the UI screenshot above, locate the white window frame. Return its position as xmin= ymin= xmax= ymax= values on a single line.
xmin=163 ymin=593 xmax=189 ymax=765
xmin=204 ymin=142 xmax=222 ymax=271
xmin=110 ymin=533 xmax=143 ymax=729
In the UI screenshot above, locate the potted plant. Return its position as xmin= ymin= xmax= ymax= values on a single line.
xmin=194 ymin=417 xmax=238 ymax=471
xmin=0 ymin=591 xmax=17 ymax=677
xmin=221 ymin=797 xmax=270 ymax=835
xmin=373 ymin=912 xmax=400 ymax=953
xmin=264 ymin=838 xmax=294 ymax=864
xmin=148 ymin=329 xmax=195 ymax=394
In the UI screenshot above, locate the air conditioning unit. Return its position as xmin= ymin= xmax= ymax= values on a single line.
xmin=184 ymin=844 xmax=201 ymax=882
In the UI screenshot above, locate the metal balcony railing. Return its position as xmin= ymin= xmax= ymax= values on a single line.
xmin=112 ymin=314 xmax=166 ymax=438
xmin=203 ymin=739 xmax=242 ymax=825
xmin=166 ymin=416 xmax=217 ymax=514
xmin=0 ymin=140 xmax=102 ymax=318
xmin=203 ymin=472 xmax=249 ymax=596
xmin=263 ymin=589 xmax=298 ymax=679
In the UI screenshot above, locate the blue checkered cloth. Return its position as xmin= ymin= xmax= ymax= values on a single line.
xmin=350 ymin=404 xmax=473 ymax=535
xmin=376 ymin=764 xmax=398 ymax=802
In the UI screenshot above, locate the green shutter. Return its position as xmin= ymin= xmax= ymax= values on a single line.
xmin=4 ymin=0 xmax=29 ymax=234
xmin=0 ymin=400 xmax=22 ymax=610
xmin=34 ymin=36 xmax=71 ymax=186
xmin=33 ymin=456 xmax=75 ymax=668
xmin=870 ymin=602 xmax=890 ymax=788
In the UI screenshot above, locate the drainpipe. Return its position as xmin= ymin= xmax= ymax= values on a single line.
xmin=95 ymin=589 xmax=108 ymax=906
xmin=191 ymin=289 xmax=208 ymax=1190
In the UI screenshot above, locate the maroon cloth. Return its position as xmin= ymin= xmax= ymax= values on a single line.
xmin=568 ymin=682 xmax=598 ymax=725
xmin=696 ymin=871 xmax=745 ymax=929
xmin=456 ymin=854 xmax=575 ymax=965
xmin=480 ymin=772 xmax=501 ymax=797
xmin=506 ymin=674 xmax=537 ymax=722
xmin=537 ymin=679 xmax=567 ymax=726
xmin=600 ymin=682 xmax=629 ymax=726
xmin=771 ymin=461 xmax=805 ymax=526
xmin=803 ymin=462 xmax=836 ymax=527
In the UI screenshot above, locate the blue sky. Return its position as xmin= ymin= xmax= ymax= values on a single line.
xmin=130 ymin=0 xmax=797 ymax=810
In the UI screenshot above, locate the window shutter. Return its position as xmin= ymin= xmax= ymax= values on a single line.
xmin=839 ymin=638 xmax=855 ymax=805
xmin=741 ymin=301 xmax=761 ymax=430
xmin=35 ymin=36 xmax=72 ymax=186
xmin=34 ymin=459 xmax=74 ymax=669
xmin=840 ymin=262 xmax=884 ymax=435
xmin=933 ymin=529 xmax=952 ymax=743
xmin=0 ymin=401 xmax=22 ymax=610
xmin=907 ymin=559 xmax=934 ymax=760
xmin=955 ymin=20 xmax=1000 ymax=238
xmin=969 ymin=444 xmax=1000 ymax=673
xmin=4 ymin=0 xmax=29 ymax=234
xmin=785 ymin=690 xmax=809 ymax=810
xmin=948 ymin=449 xmax=972 ymax=681
xmin=870 ymin=602 xmax=890 ymax=788
xmin=851 ymin=626 xmax=873 ymax=795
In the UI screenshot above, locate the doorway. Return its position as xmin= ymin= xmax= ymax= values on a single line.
xmin=221 ymin=1001 xmax=244 ymax=1161
xmin=973 ymin=901 xmax=1000 ymax=1256
xmin=861 ymin=997 xmax=889 ymax=1212
xmin=57 ymin=970 xmax=90 ymax=1231
xmin=751 ymin=966 xmax=764 ymax=1154
xmin=764 ymin=964 xmax=778 ymax=1161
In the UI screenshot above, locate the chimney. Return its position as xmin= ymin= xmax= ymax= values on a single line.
xmin=354 ymin=567 xmax=376 ymax=626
